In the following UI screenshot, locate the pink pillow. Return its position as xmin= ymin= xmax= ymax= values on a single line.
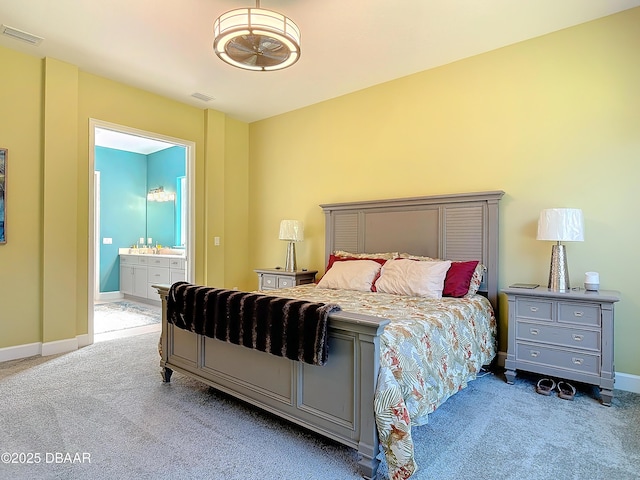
xmin=324 ymin=255 xmax=387 ymax=291
xmin=317 ymin=259 xmax=382 ymax=292
xmin=443 ymin=260 xmax=479 ymax=298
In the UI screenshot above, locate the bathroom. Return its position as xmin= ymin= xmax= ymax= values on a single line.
xmin=93 ymin=135 xmax=187 ymax=337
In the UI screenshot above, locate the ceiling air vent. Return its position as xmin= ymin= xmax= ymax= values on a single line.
xmin=1 ymin=25 xmax=44 ymax=45
xmin=191 ymin=92 xmax=215 ymax=102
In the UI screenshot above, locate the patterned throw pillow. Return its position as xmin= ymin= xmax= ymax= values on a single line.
xmin=398 ymin=253 xmax=438 ymax=261
xmin=466 ymin=263 xmax=486 ymax=296
xmin=334 ymin=250 xmax=398 ymax=260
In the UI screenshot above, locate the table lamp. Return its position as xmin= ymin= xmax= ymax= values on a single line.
xmin=279 ymin=220 xmax=304 ymax=272
xmin=537 ymin=208 xmax=584 ymax=291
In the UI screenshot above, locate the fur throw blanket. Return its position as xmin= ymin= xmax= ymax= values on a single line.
xmin=166 ymin=282 xmax=341 ymax=366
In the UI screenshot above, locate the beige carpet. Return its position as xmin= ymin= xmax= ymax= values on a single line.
xmin=1 ymin=331 xmax=638 ymax=479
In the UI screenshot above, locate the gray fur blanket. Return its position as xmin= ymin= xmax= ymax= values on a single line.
xmin=166 ymin=282 xmax=341 ymax=366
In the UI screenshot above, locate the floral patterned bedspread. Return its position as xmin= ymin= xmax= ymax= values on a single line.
xmin=261 ymin=284 xmax=496 ymax=480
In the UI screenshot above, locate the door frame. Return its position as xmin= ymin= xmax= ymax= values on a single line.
xmin=87 ymin=118 xmax=196 ymax=341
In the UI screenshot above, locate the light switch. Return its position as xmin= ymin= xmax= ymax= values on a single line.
xmin=214 ymin=236 xmax=220 ymax=246
xmin=103 ymin=237 xmax=112 ymax=244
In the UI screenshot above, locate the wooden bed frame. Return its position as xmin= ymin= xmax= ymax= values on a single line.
xmin=155 ymin=190 xmax=504 ymax=479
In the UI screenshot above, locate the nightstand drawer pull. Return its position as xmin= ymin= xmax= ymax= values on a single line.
xmin=572 ymin=334 xmax=584 ymax=342
xmin=529 ymin=306 xmax=538 ymax=312
xmin=574 ymin=311 xmax=583 ymax=317
xmin=572 ymin=357 xmax=584 ymax=365
xmin=266 ymin=279 xmax=273 ymax=285
xmin=529 ymin=328 xmax=539 ymax=335
xmin=529 ymin=350 xmax=540 ymax=358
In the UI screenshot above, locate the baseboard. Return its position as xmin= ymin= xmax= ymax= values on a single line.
xmin=0 ymin=342 xmax=42 ymax=362
xmin=1 ymin=336 xmax=86 ymax=363
xmin=495 ymin=350 xmax=640 ymax=394
xmin=614 ymin=372 xmax=640 ymax=394
xmin=77 ymin=333 xmax=92 ymax=348
xmin=97 ymin=291 xmax=124 ymax=302
xmin=41 ymin=337 xmax=79 ymax=356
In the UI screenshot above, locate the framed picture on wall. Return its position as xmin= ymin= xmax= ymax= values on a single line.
xmin=0 ymin=148 xmax=6 ymax=244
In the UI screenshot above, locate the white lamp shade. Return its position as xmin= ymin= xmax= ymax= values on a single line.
xmin=279 ymin=220 xmax=304 ymax=241
xmin=537 ymin=208 xmax=584 ymax=242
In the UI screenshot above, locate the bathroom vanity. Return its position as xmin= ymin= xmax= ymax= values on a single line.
xmin=119 ymin=250 xmax=185 ymax=304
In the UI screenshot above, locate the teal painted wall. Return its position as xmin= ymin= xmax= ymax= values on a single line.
xmin=95 ymin=145 xmax=186 ymax=293
xmin=95 ymin=146 xmax=146 ymax=292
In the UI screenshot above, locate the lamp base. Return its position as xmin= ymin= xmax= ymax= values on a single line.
xmin=548 ymin=244 xmax=570 ymax=291
xmin=285 ymin=242 xmax=297 ymax=272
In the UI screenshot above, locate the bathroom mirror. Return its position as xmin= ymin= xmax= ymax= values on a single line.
xmin=145 ymin=148 xmax=186 ymax=248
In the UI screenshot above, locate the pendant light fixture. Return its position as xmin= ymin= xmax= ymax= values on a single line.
xmin=213 ymin=1 xmax=301 ymax=71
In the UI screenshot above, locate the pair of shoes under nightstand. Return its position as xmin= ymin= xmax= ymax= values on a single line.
xmin=535 ymin=377 xmax=575 ymax=400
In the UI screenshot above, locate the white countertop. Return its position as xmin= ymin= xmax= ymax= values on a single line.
xmin=118 ymin=247 xmax=185 ymax=258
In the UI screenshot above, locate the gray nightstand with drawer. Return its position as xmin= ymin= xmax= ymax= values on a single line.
xmin=503 ymin=286 xmax=620 ymax=405
xmin=255 ymin=268 xmax=317 ymax=291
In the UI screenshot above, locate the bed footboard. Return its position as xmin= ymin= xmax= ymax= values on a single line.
xmin=155 ymin=285 xmax=389 ymax=479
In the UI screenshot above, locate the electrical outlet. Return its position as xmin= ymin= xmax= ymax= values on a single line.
xmin=214 ymin=236 xmax=220 ymax=246
xmin=103 ymin=237 xmax=112 ymax=244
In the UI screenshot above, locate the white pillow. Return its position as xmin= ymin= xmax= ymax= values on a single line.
xmin=316 ymin=260 xmax=382 ymax=292
xmin=375 ymin=259 xmax=452 ymax=298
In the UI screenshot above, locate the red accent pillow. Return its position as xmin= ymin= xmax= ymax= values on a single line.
xmin=325 ymin=255 xmax=387 ymax=291
xmin=443 ymin=260 xmax=479 ymax=298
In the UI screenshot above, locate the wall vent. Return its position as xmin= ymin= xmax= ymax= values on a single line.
xmin=191 ymin=92 xmax=215 ymax=102
xmin=1 ymin=25 xmax=44 ymax=45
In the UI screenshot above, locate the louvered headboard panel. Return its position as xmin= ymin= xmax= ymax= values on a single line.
xmin=321 ymin=191 xmax=504 ymax=309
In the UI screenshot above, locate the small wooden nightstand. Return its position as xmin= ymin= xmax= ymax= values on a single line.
xmin=503 ymin=286 xmax=620 ymax=405
xmin=255 ymin=268 xmax=317 ymax=291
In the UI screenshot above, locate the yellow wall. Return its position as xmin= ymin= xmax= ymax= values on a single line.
xmin=0 ymin=8 xmax=638 ymax=377
xmin=249 ymin=9 xmax=640 ymax=375
xmin=0 ymin=46 xmax=250 ymax=350
xmin=0 ymin=47 xmax=43 ymax=346
xmin=43 ymin=58 xmax=79 ymax=344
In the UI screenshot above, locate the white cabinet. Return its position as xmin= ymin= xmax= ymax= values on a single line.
xmin=169 ymin=257 xmax=185 ymax=284
xmin=120 ymin=257 xmax=148 ymax=298
xmin=120 ymin=254 xmax=186 ymax=302
xmin=142 ymin=256 xmax=170 ymax=300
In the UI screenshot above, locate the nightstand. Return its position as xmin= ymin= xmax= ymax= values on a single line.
xmin=503 ymin=286 xmax=620 ymax=405
xmin=255 ymin=268 xmax=317 ymax=291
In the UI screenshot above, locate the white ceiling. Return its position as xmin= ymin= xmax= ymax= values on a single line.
xmin=1 ymin=0 xmax=639 ymax=125
xmin=95 ymin=128 xmax=177 ymax=155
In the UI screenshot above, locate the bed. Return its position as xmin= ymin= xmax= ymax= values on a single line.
xmin=155 ymin=190 xmax=504 ymax=479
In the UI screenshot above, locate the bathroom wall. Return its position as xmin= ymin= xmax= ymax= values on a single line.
xmin=95 ymin=147 xmax=146 ymax=292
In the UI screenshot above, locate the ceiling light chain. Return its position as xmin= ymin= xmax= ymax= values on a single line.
xmin=213 ymin=0 xmax=301 ymax=71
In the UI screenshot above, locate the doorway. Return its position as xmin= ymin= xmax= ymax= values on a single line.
xmin=88 ymin=119 xmax=195 ymax=342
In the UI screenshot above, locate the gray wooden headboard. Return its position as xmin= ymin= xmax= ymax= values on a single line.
xmin=320 ymin=191 xmax=504 ymax=309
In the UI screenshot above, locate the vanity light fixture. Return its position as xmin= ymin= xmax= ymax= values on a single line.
xmin=147 ymin=186 xmax=175 ymax=202
xmin=537 ymin=208 xmax=584 ymax=291
xmin=279 ymin=219 xmax=303 ymax=272
xmin=213 ymin=0 xmax=301 ymax=71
